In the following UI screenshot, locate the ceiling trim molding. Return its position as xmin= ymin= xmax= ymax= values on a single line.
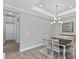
xmin=32 ymin=6 xmax=55 ymax=17
xmin=61 ymin=15 xmax=76 ymax=20
xmin=32 ymin=6 xmax=76 ymax=18
xmin=3 ymin=3 xmax=52 ymax=21
xmin=58 ymin=8 xmax=76 ymax=16
xmin=3 ymin=3 xmax=76 ymax=21
xmin=3 ymin=3 xmax=38 ymax=15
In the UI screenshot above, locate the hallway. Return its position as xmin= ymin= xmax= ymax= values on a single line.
xmin=4 ymin=40 xmax=19 ymax=53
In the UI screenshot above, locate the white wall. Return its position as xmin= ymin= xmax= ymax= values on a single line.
xmin=20 ymin=13 xmax=54 ymax=49
xmin=52 ymin=16 xmax=76 ymax=37
xmin=3 ymin=5 xmax=54 ymax=50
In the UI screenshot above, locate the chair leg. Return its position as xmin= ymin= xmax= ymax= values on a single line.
xmin=63 ymin=46 xmax=66 ymax=59
xmin=58 ymin=51 xmax=60 ymax=59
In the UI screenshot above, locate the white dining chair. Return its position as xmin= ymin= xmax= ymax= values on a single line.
xmin=52 ymin=39 xmax=62 ymax=59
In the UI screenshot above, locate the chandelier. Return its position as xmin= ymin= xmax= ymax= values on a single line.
xmin=51 ymin=5 xmax=63 ymax=24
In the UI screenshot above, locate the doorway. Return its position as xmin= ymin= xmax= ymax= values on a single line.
xmin=3 ymin=10 xmax=20 ymax=53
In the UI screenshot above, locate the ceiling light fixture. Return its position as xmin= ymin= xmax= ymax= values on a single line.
xmin=51 ymin=5 xmax=63 ymax=24
xmin=50 ymin=22 xmax=53 ymax=24
xmin=39 ymin=4 xmax=42 ymax=7
xmin=58 ymin=21 xmax=63 ymax=24
xmin=51 ymin=21 xmax=55 ymax=24
xmin=54 ymin=17 xmax=57 ymax=20
xmin=58 ymin=17 xmax=61 ymax=20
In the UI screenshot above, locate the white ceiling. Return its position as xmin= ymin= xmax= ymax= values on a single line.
xmin=36 ymin=0 xmax=76 ymax=13
xmin=4 ymin=0 xmax=40 ymax=10
xmin=3 ymin=0 xmax=76 ymax=20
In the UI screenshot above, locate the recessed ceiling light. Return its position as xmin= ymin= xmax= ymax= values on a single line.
xmin=9 ymin=12 xmax=13 ymax=15
xmin=70 ymin=6 xmax=73 ymax=8
xmin=39 ymin=4 xmax=42 ymax=7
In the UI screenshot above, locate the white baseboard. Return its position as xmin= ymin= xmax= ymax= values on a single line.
xmin=3 ymin=53 xmax=5 ymax=59
xmin=20 ymin=43 xmax=44 ymax=52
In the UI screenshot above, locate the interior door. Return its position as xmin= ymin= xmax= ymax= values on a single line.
xmin=5 ymin=22 xmax=16 ymax=40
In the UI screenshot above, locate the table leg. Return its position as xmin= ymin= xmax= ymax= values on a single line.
xmin=63 ymin=46 xmax=66 ymax=59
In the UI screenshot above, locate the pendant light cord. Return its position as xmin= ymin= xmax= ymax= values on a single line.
xmin=56 ymin=5 xmax=58 ymax=20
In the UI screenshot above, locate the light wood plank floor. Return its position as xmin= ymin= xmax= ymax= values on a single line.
xmin=5 ymin=46 xmax=49 ymax=59
xmin=5 ymin=46 xmax=73 ymax=59
xmin=4 ymin=40 xmax=20 ymax=53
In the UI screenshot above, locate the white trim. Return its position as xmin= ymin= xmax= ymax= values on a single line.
xmin=3 ymin=53 xmax=5 ymax=59
xmin=20 ymin=43 xmax=44 ymax=52
xmin=3 ymin=3 xmax=50 ymax=21
xmin=32 ymin=6 xmax=54 ymax=17
xmin=58 ymin=8 xmax=76 ymax=16
xmin=4 ymin=3 xmax=76 ymax=19
xmin=32 ymin=6 xmax=76 ymax=17
xmin=3 ymin=3 xmax=36 ymax=15
xmin=4 ymin=3 xmax=55 ymax=18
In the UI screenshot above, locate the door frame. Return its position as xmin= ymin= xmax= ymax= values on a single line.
xmin=3 ymin=15 xmax=20 ymax=44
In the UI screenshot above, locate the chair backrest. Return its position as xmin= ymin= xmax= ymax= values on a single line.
xmin=52 ymin=39 xmax=59 ymax=45
xmin=52 ymin=39 xmax=60 ymax=52
xmin=43 ymin=39 xmax=52 ymax=48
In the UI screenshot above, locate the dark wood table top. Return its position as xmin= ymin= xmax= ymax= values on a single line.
xmin=52 ymin=37 xmax=72 ymax=45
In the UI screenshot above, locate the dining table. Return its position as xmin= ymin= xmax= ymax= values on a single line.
xmin=51 ymin=37 xmax=72 ymax=59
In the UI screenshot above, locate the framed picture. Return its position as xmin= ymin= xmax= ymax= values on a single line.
xmin=62 ymin=22 xmax=73 ymax=32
